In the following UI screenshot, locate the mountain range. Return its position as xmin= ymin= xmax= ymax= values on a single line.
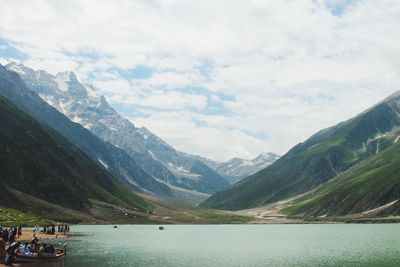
xmin=5 ymin=61 xmax=397 ymax=221
xmin=0 ymin=63 xmax=256 ymax=224
xmin=0 ymin=76 xmax=246 ymax=225
xmin=201 ymin=90 xmax=400 ymax=213
xmin=5 ymin=63 xmax=279 ymax=204
xmin=5 ymin=62 xmax=231 ymax=203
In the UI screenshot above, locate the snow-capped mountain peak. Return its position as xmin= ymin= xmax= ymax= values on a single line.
xmin=254 ymin=152 xmax=280 ymax=164
xmin=7 ymin=62 xmax=230 ymax=203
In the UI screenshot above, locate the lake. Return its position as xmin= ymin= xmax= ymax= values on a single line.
xmin=16 ymin=224 xmax=400 ymax=267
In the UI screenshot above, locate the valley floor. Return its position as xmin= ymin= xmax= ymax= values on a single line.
xmin=0 ymin=190 xmax=251 ymax=226
xmin=233 ymin=194 xmax=400 ymax=224
xmin=3 ymin=188 xmax=400 ymax=226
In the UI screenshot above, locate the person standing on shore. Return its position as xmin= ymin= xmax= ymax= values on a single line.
xmin=17 ymin=226 xmax=22 ymax=238
xmin=8 ymin=229 xmax=15 ymax=244
xmin=30 ymin=237 xmax=39 ymax=253
xmin=0 ymin=229 xmax=7 ymax=243
xmin=0 ymin=238 xmax=6 ymax=264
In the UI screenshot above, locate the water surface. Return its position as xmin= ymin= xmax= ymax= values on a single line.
xmin=18 ymin=224 xmax=400 ymax=267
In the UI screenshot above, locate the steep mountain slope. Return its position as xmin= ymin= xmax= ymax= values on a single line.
xmin=0 ymin=64 xmax=171 ymax=197
xmin=0 ymin=94 xmax=150 ymax=213
xmin=200 ymin=152 xmax=280 ymax=184
xmin=201 ymin=91 xmax=400 ymax=210
xmin=6 ymin=63 xmax=229 ymax=200
xmin=284 ymin=140 xmax=400 ymax=217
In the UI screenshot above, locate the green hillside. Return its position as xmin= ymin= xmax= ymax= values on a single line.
xmin=284 ymin=141 xmax=400 ymax=217
xmin=201 ymin=93 xmax=400 ymax=210
xmin=0 ymin=95 xmax=151 ymax=217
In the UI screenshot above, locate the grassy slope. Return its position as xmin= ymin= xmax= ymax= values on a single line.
xmin=201 ymin=101 xmax=400 ymax=210
xmin=0 ymin=192 xmax=252 ymax=226
xmin=0 ymin=207 xmax=50 ymax=227
xmin=0 ymin=95 xmax=151 ymax=217
xmin=283 ymin=141 xmax=400 ymax=217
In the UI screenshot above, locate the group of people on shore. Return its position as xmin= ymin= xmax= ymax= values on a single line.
xmin=33 ymin=224 xmax=70 ymax=235
xmin=0 ymin=226 xmax=22 ymax=265
xmin=0 ymin=224 xmax=70 ymax=266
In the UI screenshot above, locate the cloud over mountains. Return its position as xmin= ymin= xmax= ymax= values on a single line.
xmin=0 ymin=0 xmax=399 ymax=160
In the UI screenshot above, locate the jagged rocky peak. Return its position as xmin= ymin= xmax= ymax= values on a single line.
xmin=6 ymin=62 xmax=30 ymax=74
xmin=55 ymin=71 xmax=88 ymax=98
xmin=254 ymin=152 xmax=280 ymax=162
xmin=6 ymin=62 xmax=98 ymax=100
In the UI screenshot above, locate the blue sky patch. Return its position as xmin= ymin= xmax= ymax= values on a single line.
xmin=324 ymin=0 xmax=355 ymax=16
xmin=108 ymin=65 xmax=153 ymax=79
xmin=192 ymin=118 xmax=208 ymax=128
xmin=196 ymin=59 xmax=214 ymax=79
xmin=0 ymin=38 xmax=28 ymax=61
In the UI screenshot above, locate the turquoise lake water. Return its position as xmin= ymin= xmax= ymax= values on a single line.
xmin=16 ymin=224 xmax=400 ymax=267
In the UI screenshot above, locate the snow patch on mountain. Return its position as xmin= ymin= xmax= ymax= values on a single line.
xmin=98 ymin=159 xmax=109 ymax=170
xmin=54 ymin=72 xmax=71 ymax=92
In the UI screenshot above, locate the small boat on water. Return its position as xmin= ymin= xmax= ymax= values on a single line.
xmin=15 ymin=248 xmax=65 ymax=263
xmin=159 ymin=226 xmax=165 ymax=230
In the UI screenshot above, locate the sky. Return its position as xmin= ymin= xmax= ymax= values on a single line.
xmin=0 ymin=0 xmax=400 ymax=161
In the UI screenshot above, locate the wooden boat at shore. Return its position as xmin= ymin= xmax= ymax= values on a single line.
xmin=15 ymin=249 xmax=65 ymax=263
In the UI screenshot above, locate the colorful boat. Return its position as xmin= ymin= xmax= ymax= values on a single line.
xmin=15 ymin=248 xmax=65 ymax=263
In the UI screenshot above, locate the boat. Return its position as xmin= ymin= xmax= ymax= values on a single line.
xmin=15 ymin=248 xmax=65 ymax=263
xmin=159 ymin=226 xmax=165 ymax=230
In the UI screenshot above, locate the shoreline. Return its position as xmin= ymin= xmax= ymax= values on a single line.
xmin=16 ymin=230 xmax=68 ymax=242
xmin=0 ymin=230 xmax=67 ymax=267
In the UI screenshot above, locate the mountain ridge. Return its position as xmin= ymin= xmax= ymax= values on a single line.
xmin=199 ymin=152 xmax=280 ymax=184
xmin=201 ymin=89 xmax=400 ymax=210
xmin=0 ymin=63 xmax=172 ymax=197
xmin=284 ymin=139 xmax=400 ymax=217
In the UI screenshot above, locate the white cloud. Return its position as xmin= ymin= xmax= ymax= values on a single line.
xmin=131 ymin=111 xmax=266 ymax=161
xmin=1 ymin=0 xmax=400 ymax=160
